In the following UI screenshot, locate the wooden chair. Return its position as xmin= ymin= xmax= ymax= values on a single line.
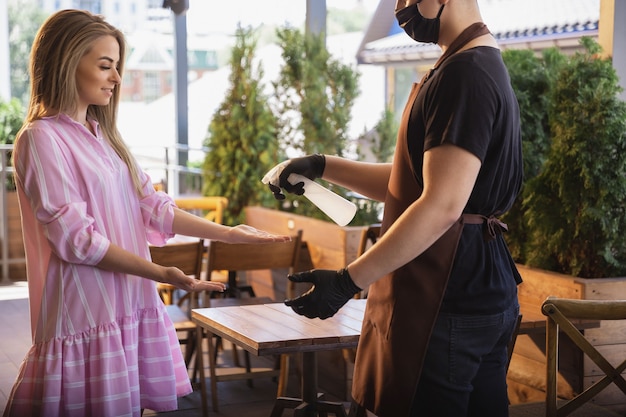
xmin=198 ymin=230 xmax=304 ymax=412
xmin=175 ymin=196 xmax=258 ymax=297
xmin=149 ymin=239 xmax=207 ymax=380
xmin=357 ymin=224 xmax=381 ymax=258
xmin=354 ymin=224 xmax=380 ymax=300
xmin=156 ymin=196 xmax=229 ymax=302
xmin=341 ymin=224 xmax=381 ymax=371
xmin=542 ymin=297 xmax=626 ymax=416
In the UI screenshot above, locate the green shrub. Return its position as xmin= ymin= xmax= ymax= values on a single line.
xmin=202 ymin=26 xmax=278 ymax=225
xmin=0 ymin=98 xmax=25 ymax=191
xmin=501 ymin=48 xmax=563 ymax=262
xmin=0 ymin=98 xmax=24 ymax=145
xmin=522 ymin=38 xmax=626 ymax=277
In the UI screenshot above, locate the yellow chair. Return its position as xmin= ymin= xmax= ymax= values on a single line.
xmin=174 ymin=196 xmax=228 ymax=224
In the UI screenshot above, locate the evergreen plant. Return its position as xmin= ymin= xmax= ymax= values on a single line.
xmin=202 ymin=26 xmax=278 ymax=225
xmin=523 ymin=38 xmax=626 ymax=277
xmin=500 ymin=48 xmax=563 ymax=261
xmin=271 ymin=27 xmax=361 ymax=222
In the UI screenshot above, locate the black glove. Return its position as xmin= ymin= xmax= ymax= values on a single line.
xmin=268 ymin=154 xmax=326 ymax=200
xmin=284 ymin=268 xmax=362 ymax=319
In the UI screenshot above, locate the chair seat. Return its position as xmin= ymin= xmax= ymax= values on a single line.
xmin=165 ymin=304 xmax=195 ymax=331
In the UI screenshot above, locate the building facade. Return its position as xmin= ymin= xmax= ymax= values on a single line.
xmin=38 ymin=0 xmax=219 ymax=102
xmin=356 ymin=0 xmax=601 ymax=116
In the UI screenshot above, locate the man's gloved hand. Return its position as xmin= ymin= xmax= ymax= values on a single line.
xmin=284 ymin=268 xmax=362 ymax=319
xmin=268 ymin=154 xmax=326 ymax=200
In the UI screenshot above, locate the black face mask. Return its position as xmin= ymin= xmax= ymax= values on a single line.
xmin=395 ymin=3 xmax=445 ymax=44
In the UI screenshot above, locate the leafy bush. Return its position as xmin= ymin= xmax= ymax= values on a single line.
xmin=501 ymin=48 xmax=563 ymax=261
xmin=503 ymin=38 xmax=626 ymax=277
xmin=270 ymin=27 xmax=364 ymax=223
xmin=0 ymin=98 xmax=25 ymax=191
xmin=202 ymin=26 xmax=278 ymax=225
xmin=520 ymin=38 xmax=626 ymax=277
xmin=0 ymin=98 xmax=24 ymax=145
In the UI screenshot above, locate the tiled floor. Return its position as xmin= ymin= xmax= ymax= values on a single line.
xmin=0 ymin=280 xmax=350 ymax=417
xmin=0 ymin=280 xmax=30 ymax=415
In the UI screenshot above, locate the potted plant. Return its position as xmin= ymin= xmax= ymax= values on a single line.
xmin=502 ymin=38 xmax=626 ymax=407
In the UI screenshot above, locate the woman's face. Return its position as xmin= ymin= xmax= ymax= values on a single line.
xmin=75 ymin=35 xmax=121 ymax=109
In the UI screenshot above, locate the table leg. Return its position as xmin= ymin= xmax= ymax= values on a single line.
xmin=196 ymin=326 xmax=209 ymax=417
xmin=302 ymin=351 xmax=317 ymax=409
xmin=207 ymin=329 xmax=220 ymax=412
xmin=270 ymin=351 xmax=348 ymax=417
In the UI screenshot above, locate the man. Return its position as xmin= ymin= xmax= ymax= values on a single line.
xmin=267 ymin=1 xmax=523 ymax=415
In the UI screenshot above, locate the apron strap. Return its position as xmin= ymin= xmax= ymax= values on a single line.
xmin=462 ymin=213 xmax=508 ymax=241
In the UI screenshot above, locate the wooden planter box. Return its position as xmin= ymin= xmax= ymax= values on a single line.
xmin=243 ymin=205 xmax=365 ymax=301
xmin=1 ymin=191 xmax=26 ymax=281
xmin=508 ymin=264 xmax=626 ymax=411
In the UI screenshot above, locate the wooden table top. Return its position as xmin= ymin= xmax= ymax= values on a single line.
xmin=193 ymin=298 xmax=585 ymax=355
xmin=192 ymin=299 xmax=366 ymax=356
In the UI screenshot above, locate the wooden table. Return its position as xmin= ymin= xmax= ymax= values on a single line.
xmin=192 ymin=299 xmax=366 ymax=417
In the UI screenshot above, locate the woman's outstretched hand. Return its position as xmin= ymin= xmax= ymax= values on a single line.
xmin=162 ymin=266 xmax=226 ymax=293
xmin=226 ymin=224 xmax=292 ymax=244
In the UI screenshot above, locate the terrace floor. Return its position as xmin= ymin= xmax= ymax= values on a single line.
xmin=1 ymin=280 xmax=622 ymax=417
xmin=0 ymin=279 xmax=351 ymax=417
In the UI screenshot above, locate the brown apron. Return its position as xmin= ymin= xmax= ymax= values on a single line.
xmin=351 ymin=23 xmax=492 ymax=417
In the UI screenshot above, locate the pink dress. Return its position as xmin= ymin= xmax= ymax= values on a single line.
xmin=4 ymin=114 xmax=191 ymax=417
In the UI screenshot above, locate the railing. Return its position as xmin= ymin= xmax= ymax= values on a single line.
xmin=0 ymin=143 xmax=207 ymax=282
xmin=131 ymin=143 xmax=207 ymax=195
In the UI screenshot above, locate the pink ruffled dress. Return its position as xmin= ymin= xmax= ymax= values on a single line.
xmin=4 ymin=115 xmax=191 ymax=417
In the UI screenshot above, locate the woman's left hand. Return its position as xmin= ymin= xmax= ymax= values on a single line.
xmin=162 ymin=265 xmax=226 ymax=293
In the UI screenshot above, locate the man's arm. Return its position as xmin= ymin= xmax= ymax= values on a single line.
xmin=347 ymin=143 xmax=481 ymax=289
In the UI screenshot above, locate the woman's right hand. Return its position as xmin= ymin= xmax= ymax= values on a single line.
xmin=225 ymin=224 xmax=292 ymax=244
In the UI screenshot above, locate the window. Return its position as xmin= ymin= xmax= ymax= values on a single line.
xmin=143 ymin=72 xmax=161 ymax=102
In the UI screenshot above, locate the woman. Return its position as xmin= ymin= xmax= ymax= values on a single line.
xmin=4 ymin=9 xmax=288 ymax=417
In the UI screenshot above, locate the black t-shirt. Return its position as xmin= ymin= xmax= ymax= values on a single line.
xmin=407 ymin=46 xmax=523 ymax=314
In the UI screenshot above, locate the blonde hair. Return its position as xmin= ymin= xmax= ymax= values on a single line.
xmin=20 ymin=9 xmax=144 ymax=195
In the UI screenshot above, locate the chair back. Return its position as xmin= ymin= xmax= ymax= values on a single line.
xmin=149 ymin=239 xmax=205 ymax=306
xmin=353 ymin=224 xmax=381 ymax=299
xmin=175 ymin=197 xmax=228 ymax=224
xmin=149 ymin=239 xmax=205 ymax=277
xmin=542 ymin=296 xmax=626 ymax=416
xmin=206 ymin=230 xmax=303 ymax=299
xmin=357 ymin=224 xmax=381 ymax=257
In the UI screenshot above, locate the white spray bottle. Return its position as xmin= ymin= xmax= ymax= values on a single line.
xmin=262 ymin=164 xmax=357 ymax=227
